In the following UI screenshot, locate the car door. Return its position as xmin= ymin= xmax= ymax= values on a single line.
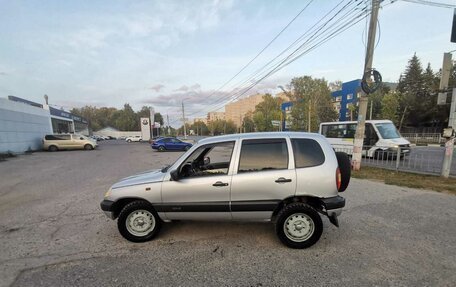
xmin=160 ymin=141 xmax=236 ymax=220
xmin=230 ymin=137 xmax=296 ymax=220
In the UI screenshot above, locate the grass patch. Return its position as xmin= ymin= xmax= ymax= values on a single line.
xmin=352 ymin=166 xmax=456 ymax=195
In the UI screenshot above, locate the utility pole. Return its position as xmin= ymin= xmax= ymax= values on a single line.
xmin=167 ymin=114 xmax=171 ymax=136
xmin=440 ymin=51 xmax=455 ymax=178
xmin=352 ymin=0 xmax=380 ymax=171
xmin=181 ymin=101 xmax=187 ymax=139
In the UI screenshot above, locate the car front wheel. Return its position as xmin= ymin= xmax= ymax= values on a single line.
xmin=275 ymin=202 xmax=323 ymax=249
xmin=117 ymin=201 xmax=161 ymax=242
xmin=84 ymin=144 xmax=93 ymax=150
xmin=158 ymin=146 xmax=165 ymax=152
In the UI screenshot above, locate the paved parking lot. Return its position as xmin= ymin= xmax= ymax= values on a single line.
xmin=0 ymin=140 xmax=455 ymax=286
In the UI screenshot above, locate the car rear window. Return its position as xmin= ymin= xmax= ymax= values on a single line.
xmin=45 ymin=135 xmax=71 ymax=140
xmin=238 ymin=139 xmax=288 ymax=173
xmin=291 ymin=138 xmax=325 ymax=168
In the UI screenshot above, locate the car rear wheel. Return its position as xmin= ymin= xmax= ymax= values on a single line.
xmin=275 ymin=202 xmax=323 ymax=249
xmin=184 ymin=146 xmax=190 ymax=151
xmin=117 ymin=201 xmax=161 ymax=242
xmin=84 ymin=144 xmax=93 ymax=150
xmin=158 ymin=146 xmax=165 ymax=152
xmin=127 ymin=139 xmax=131 ymax=143
xmin=48 ymin=145 xmax=58 ymax=152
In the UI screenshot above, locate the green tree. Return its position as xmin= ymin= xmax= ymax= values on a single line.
xmin=289 ymin=76 xmax=338 ymax=132
xmin=207 ymin=119 xmax=236 ymax=135
xmin=252 ymin=94 xmax=283 ymax=132
xmin=190 ymin=121 xmax=209 ymax=136
xmin=367 ymin=85 xmax=391 ymax=120
xmin=381 ymin=91 xmax=400 ymax=125
xmin=242 ymin=112 xmax=255 ymax=133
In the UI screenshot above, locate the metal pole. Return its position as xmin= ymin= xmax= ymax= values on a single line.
xmin=352 ymin=0 xmax=380 ymax=171
xmin=167 ymin=114 xmax=170 ymax=136
xmin=369 ymin=99 xmax=373 ymax=120
xmin=181 ymin=101 xmax=187 ymax=139
xmin=308 ymin=100 xmax=311 ymax=132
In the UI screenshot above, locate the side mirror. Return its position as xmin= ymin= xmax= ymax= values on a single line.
xmin=170 ymin=170 xmax=180 ymax=181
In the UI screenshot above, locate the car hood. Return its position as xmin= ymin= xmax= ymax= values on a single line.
xmin=112 ymin=169 xmax=165 ymax=189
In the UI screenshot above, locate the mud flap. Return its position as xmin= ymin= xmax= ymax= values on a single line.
xmin=328 ymin=213 xmax=339 ymax=227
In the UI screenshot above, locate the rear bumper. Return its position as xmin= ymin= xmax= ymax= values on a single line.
xmin=321 ymin=196 xmax=345 ymax=210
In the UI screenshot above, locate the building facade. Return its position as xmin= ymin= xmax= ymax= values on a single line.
xmin=225 ymin=94 xmax=264 ymax=127
xmin=0 ymin=96 xmax=89 ymax=153
xmin=207 ymin=112 xmax=225 ymax=123
xmin=331 ymin=79 xmax=361 ymax=121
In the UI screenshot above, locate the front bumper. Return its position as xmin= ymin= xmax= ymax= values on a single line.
xmin=100 ymin=200 xmax=115 ymax=219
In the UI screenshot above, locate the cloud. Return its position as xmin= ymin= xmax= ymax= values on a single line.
xmin=174 ymin=85 xmax=189 ymax=92
xmin=0 ymin=72 xmax=7 ymax=76
xmin=149 ymin=84 xmax=165 ymax=92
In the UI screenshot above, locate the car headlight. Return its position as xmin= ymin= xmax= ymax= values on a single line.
xmin=104 ymin=188 xmax=112 ymax=198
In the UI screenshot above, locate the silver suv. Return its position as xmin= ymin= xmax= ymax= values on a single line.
xmin=100 ymin=132 xmax=350 ymax=248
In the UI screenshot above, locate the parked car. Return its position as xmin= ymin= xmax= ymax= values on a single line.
xmin=126 ymin=136 xmax=142 ymax=143
xmin=101 ymin=132 xmax=350 ymax=248
xmin=149 ymin=136 xmax=164 ymax=144
xmin=151 ymin=137 xmax=192 ymax=151
xmin=43 ymin=134 xmax=97 ymax=151
xmin=118 ymin=136 xmax=127 ymax=140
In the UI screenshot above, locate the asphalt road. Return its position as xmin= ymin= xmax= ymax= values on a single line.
xmin=0 ymin=140 xmax=455 ymax=286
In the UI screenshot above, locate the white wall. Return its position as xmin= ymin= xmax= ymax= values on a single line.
xmin=93 ymin=130 xmax=141 ymax=138
xmin=0 ymin=98 xmax=52 ymax=153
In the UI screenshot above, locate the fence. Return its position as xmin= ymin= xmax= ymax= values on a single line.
xmin=401 ymin=133 xmax=444 ymax=145
xmin=333 ymin=144 xmax=456 ymax=176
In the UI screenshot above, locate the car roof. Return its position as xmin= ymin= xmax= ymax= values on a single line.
xmin=320 ymin=120 xmax=393 ymax=125
xmin=197 ymin=132 xmax=325 ymax=145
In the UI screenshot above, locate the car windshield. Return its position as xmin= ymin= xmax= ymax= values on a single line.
xmin=375 ymin=123 xmax=401 ymax=139
xmin=160 ymin=151 xmax=189 ymax=173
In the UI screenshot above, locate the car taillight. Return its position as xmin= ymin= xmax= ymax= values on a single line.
xmin=336 ymin=167 xmax=341 ymax=191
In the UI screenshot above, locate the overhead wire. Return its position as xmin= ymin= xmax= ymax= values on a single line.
xmin=170 ymin=0 xmax=375 ymax=125
xmin=180 ymin=0 xmax=364 ymax=121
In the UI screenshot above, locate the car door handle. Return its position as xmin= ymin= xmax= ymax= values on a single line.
xmin=213 ymin=181 xmax=228 ymax=187
xmin=275 ymin=177 xmax=292 ymax=183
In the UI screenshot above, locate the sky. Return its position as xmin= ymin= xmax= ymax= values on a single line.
xmin=0 ymin=0 xmax=455 ymax=125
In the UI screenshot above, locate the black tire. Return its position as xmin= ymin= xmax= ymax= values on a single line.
xmin=184 ymin=146 xmax=190 ymax=151
xmin=158 ymin=146 xmax=165 ymax=152
xmin=139 ymin=139 xmax=142 ymax=142
xmin=84 ymin=144 xmax=93 ymax=150
xmin=275 ymin=203 xmax=323 ymax=249
xmin=127 ymin=139 xmax=131 ymax=143
xmin=117 ymin=201 xmax=161 ymax=243
xmin=335 ymin=152 xmax=351 ymax=192
xmin=48 ymin=145 xmax=58 ymax=152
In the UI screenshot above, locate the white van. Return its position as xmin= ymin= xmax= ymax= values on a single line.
xmin=319 ymin=120 xmax=410 ymax=158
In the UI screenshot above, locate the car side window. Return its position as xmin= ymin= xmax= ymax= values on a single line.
xmin=179 ymin=141 xmax=235 ymax=178
xmin=238 ymin=139 xmax=288 ymax=173
xmin=291 ymin=138 xmax=325 ymax=168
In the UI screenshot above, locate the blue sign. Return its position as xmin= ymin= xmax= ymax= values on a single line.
xmin=49 ymin=107 xmax=88 ymax=124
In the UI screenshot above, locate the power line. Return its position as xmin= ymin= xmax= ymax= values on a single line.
xmin=190 ymin=0 xmax=315 ymax=104
xmin=182 ymin=0 xmax=363 ymax=120
xmin=169 ymin=0 xmax=374 ymax=125
xmin=400 ymin=0 xmax=456 ymax=9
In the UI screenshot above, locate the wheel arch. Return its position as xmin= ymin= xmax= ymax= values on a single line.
xmin=271 ymin=196 xmax=325 ymax=221
xmin=111 ymin=197 xmax=156 ymax=219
